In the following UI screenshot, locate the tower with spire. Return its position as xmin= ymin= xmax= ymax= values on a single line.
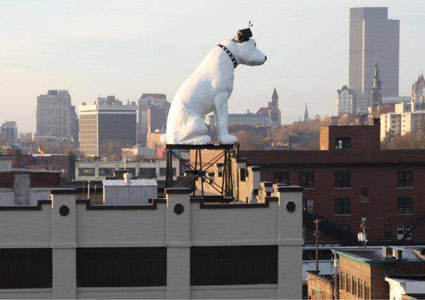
xmin=267 ymin=88 xmax=281 ymax=126
xmin=411 ymin=72 xmax=425 ymax=112
xmin=370 ymin=57 xmax=382 ymax=116
xmin=303 ymin=103 xmax=309 ymax=122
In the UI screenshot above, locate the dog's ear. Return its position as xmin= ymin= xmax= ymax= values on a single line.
xmin=233 ymin=28 xmax=252 ymax=43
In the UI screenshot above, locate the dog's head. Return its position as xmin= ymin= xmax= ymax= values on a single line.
xmin=233 ymin=38 xmax=267 ymax=66
xmin=222 ymin=28 xmax=267 ymax=67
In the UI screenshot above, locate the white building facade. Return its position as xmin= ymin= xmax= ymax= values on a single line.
xmin=0 ymin=186 xmax=303 ymax=299
xmin=336 ymin=86 xmax=356 ymax=115
xmin=75 ymin=159 xmax=179 ymax=181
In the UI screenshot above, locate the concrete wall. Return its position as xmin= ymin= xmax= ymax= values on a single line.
xmin=0 ymin=187 xmax=303 ymax=299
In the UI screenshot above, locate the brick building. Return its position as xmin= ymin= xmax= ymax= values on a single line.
xmin=6 ymin=146 xmax=71 ymax=179
xmin=238 ymin=119 xmax=425 ymax=244
xmin=307 ymin=246 xmax=425 ymax=300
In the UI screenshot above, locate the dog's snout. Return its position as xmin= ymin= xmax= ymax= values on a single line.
xmin=264 ymin=56 xmax=267 ymax=61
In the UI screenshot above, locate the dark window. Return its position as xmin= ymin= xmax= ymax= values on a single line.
xmin=191 ymin=246 xmax=277 ymax=285
xmin=139 ymin=167 xmax=156 ymax=178
xmin=384 ymin=224 xmax=393 ymax=241
xmin=99 ymin=168 xmax=114 ymax=176
xmin=360 ymin=188 xmax=369 ymax=202
xmin=336 ymin=224 xmax=351 ymax=232
xmin=335 ymin=198 xmax=350 ymax=215
xmin=159 ymin=168 xmax=176 ymax=177
xmin=273 ymin=172 xmax=289 ymax=185
xmin=397 ymin=224 xmax=412 ymax=240
xmin=299 ymin=172 xmax=314 ymax=188
xmin=0 ymin=248 xmax=52 ymax=288
xmin=335 ymin=171 xmax=351 ymax=188
xmin=397 ymin=197 xmax=412 ymax=214
xmin=397 ymin=171 xmax=413 ymax=187
xmin=240 ymin=168 xmax=246 ymax=182
xmin=78 ymin=168 xmax=95 ymax=176
xmin=77 ymin=247 xmax=166 ymax=287
xmin=335 ymin=137 xmax=351 ymax=150
xmin=303 ymin=198 xmax=314 ymax=214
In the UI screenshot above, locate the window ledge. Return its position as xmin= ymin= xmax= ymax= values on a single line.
xmin=396 ymin=187 xmax=413 ymax=189
xmin=334 ymin=187 xmax=351 ymax=190
xmin=396 ymin=213 xmax=413 ymax=216
xmin=334 ymin=214 xmax=351 ymax=216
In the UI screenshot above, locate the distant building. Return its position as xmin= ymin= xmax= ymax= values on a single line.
xmin=75 ymin=158 xmax=179 ymax=181
xmin=137 ymin=94 xmax=170 ymax=146
xmin=78 ymin=96 xmax=137 ymax=157
xmin=0 ymin=155 xmax=12 ymax=171
xmin=36 ymin=90 xmax=77 ymax=139
xmin=337 ymin=86 xmax=356 ymax=115
xmin=349 ymin=7 xmax=400 ymax=98
xmin=380 ymin=75 xmax=425 ymax=140
xmin=307 ymin=246 xmax=425 ymax=300
xmin=207 ymin=111 xmax=271 ymax=129
xmin=385 ymin=275 xmax=425 ymax=300
xmin=370 ymin=58 xmax=383 ymax=116
xmin=0 ymin=121 xmax=18 ymax=143
xmin=256 ymin=88 xmax=281 ymax=126
xmin=303 ymin=103 xmax=309 ymax=122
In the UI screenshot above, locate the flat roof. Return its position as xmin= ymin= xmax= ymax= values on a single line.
xmin=333 ymin=247 xmax=425 ymax=264
xmin=103 ymin=179 xmax=158 ymax=187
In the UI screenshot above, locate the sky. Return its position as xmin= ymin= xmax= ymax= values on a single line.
xmin=0 ymin=0 xmax=424 ymax=132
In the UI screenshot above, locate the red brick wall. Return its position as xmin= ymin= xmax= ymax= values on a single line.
xmin=0 ymin=172 xmax=60 ymax=188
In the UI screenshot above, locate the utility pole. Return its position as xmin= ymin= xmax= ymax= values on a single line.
xmin=314 ymin=219 xmax=321 ymax=273
xmin=333 ymin=251 xmax=338 ymax=300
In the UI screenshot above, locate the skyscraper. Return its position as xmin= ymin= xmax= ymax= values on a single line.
xmin=137 ymin=94 xmax=170 ymax=146
xmin=0 ymin=121 xmax=18 ymax=143
xmin=349 ymin=7 xmax=400 ymax=98
xmin=79 ymin=96 xmax=137 ymax=156
xmin=36 ymin=90 xmax=77 ymax=139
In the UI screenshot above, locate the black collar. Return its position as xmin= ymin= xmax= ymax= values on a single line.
xmin=217 ymin=44 xmax=238 ymax=68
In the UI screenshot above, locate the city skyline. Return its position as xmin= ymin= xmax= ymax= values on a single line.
xmin=1 ymin=0 xmax=425 ymax=132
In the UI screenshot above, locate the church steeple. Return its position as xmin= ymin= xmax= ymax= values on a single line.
xmin=272 ymin=87 xmax=278 ymax=103
xmin=370 ymin=57 xmax=382 ymax=116
xmin=372 ymin=57 xmax=381 ymax=90
xmin=304 ymin=103 xmax=309 ymax=122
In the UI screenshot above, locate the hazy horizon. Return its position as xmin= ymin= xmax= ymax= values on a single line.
xmin=1 ymin=0 xmax=424 ymax=132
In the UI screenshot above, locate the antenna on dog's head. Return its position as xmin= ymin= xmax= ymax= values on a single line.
xmin=233 ymin=23 xmax=253 ymax=43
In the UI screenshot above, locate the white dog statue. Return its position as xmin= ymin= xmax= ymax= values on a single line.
xmin=161 ymin=28 xmax=267 ymax=145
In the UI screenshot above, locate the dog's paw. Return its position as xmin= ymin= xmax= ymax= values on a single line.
xmin=218 ymin=134 xmax=237 ymax=144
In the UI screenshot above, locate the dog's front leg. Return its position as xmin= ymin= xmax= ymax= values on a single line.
xmin=214 ymin=92 xmax=237 ymax=144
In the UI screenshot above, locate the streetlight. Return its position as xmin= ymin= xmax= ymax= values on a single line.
xmin=357 ymin=217 xmax=368 ymax=248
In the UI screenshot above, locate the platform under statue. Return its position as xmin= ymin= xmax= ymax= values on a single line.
xmin=160 ymin=26 xmax=267 ymax=145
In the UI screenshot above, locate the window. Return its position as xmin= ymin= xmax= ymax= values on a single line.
xmin=397 ymin=171 xmax=413 ymax=187
xmin=78 ymin=168 xmax=95 ymax=176
xmin=336 ymin=224 xmax=350 ymax=232
xmin=273 ymin=172 xmax=289 ymax=185
xmin=335 ymin=198 xmax=350 ymax=215
xmin=240 ymin=168 xmax=246 ymax=182
xmin=191 ymin=246 xmax=277 ymax=285
xmin=397 ymin=197 xmax=412 ymax=214
xmin=365 ymin=282 xmax=370 ymax=299
xmin=99 ymin=168 xmax=114 ymax=176
xmin=397 ymin=224 xmax=412 ymax=240
xmin=335 ymin=137 xmax=351 ymax=150
xmin=159 ymin=168 xmax=176 ymax=177
xmin=299 ymin=172 xmax=314 ymax=188
xmin=340 ymin=272 xmax=346 ymax=291
xmin=346 ymin=274 xmax=351 ymax=293
xmin=361 ymin=188 xmax=369 ymax=202
xmin=303 ymin=199 xmax=314 ymax=214
xmin=0 ymin=248 xmax=52 ymax=288
xmin=352 ymin=277 xmax=357 ymax=295
xmin=384 ymin=224 xmax=393 ymax=241
xmin=77 ymin=247 xmax=166 ymax=287
xmin=139 ymin=167 xmax=156 ymax=178
xmin=335 ymin=171 xmax=351 ymax=188
xmin=358 ymin=279 xmax=363 ymax=298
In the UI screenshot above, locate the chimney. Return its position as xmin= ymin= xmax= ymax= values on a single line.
xmin=382 ymin=246 xmax=393 ymax=259
xmin=14 ymin=173 xmax=30 ymax=205
xmin=123 ymin=172 xmax=132 ymax=184
xmin=393 ymin=249 xmax=403 ymax=260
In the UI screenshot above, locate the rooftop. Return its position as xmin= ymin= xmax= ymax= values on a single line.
xmin=334 ymin=247 xmax=425 ymax=264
